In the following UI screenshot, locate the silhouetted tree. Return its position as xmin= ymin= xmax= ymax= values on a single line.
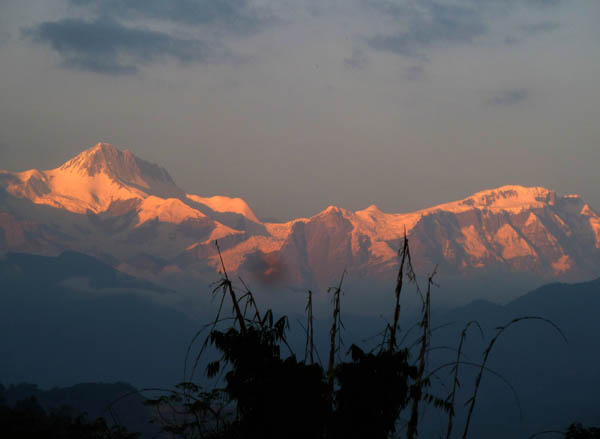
xmin=143 ymin=238 xmax=566 ymax=439
xmin=565 ymin=423 xmax=600 ymax=439
xmin=0 ymin=394 xmax=138 ymax=438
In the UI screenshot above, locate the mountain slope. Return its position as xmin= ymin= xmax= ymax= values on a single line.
xmin=0 ymin=143 xmax=180 ymax=213
xmin=224 ymin=186 xmax=600 ymax=288
xmin=1 ymin=143 xmax=599 ymax=292
xmin=0 ymin=251 xmax=199 ymax=389
xmin=430 ymin=276 xmax=600 ymax=439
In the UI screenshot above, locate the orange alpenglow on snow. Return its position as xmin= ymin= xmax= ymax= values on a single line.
xmin=1 ymin=142 xmax=600 ymax=284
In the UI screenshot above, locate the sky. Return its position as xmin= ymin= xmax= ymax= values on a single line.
xmin=0 ymin=0 xmax=599 ymax=221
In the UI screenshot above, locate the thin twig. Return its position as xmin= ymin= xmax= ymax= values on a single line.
xmin=406 ymin=266 xmax=437 ymax=439
xmin=446 ymin=320 xmax=483 ymax=439
xmin=462 ymin=316 xmax=567 ymax=439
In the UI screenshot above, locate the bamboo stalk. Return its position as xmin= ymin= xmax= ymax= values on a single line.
xmin=390 ymin=231 xmax=410 ymax=351
xmin=406 ymin=268 xmax=436 ymax=439
xmin=446 ymin=321 xmax=483 ymax=439
xmin=305 ymin=290 xmax=315 ymax=365
xmin=215 ymin=240 xmax=246 ymax=334
xmin=327 ymin=271 xmax=345 ymax=397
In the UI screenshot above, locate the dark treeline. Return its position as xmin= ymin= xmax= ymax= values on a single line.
xmin=0 ymin=387 xmax=138 ymax=438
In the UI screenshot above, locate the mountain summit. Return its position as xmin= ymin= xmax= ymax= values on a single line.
xmin=427 ymin=185 xmax=556 ymax=212
xmin=1 ymin=143 xmax=599 ymax=293
xmin=0 ymin=142 xmax=182 ymax=213
xmin=59 ymin=142 xmax=178 ymax=194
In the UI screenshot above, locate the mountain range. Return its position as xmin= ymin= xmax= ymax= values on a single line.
xmin=1 ymin=142 xmax=599 ymax=294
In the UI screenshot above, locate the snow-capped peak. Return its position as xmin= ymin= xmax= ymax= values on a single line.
xmin=58 ymin=142 xmax=179 ymax=195
xmin=2 ymin=144 xmax=600 ymax=288
xmin=356 ymin=204 xmax=384 ymax=218
xmin=0 ymin=142 xmax=182 ymax=213
xmin=459 ymin=185 xmax=555 ymax=209
xmin=186 ymin=194 xmax=260 ymax=223
xmin=407 ymin=185 xmax=557 ymax=216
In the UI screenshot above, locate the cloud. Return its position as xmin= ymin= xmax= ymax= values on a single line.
xmin=0 ymin=31 xmax=10 ymax=45
xmin=520 ymin=20 xmax=560 ymax=35
xmin=343 ymin=48 xmax=368 ymax=70
xmin=504 ymin=20 xmax=560 ymax=46
xmin=404 ymin=65 xmax=425 ymax=80
xmin=528 ymin=0 xmax=563 ymax=6
xmin=239 ymin=251 xmax=288 ymax=286
xmin=366 ymin=2 xmax=487 ymax=58
xmin=486 ymin=88 xmax=528 ymax=106
xmin=364 ymin=0 xmax=566 ymax=58
xmin=25 ymin=18 xmax=213 ymax=75
xmin=69 ymin=0 xmax=275 ymax=35
xmin=25 ymin=0 xmax=276 ymax=75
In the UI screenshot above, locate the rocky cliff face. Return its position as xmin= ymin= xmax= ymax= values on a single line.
xmin=1 ymin=143 xmax=599 ymax=290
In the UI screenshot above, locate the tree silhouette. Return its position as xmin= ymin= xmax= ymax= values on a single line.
xmin=0 ymin=394 xmax=138 ymax=438
xmin=139 ymin=238 xmax=575 ymax=439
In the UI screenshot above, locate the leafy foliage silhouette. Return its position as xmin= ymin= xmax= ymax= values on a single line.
xmin=332 ymin=346 xmax=415 ymax=439
xmin=139 ymin=237 xmax=576 ymax=439
xmin=565 ymin=424 xmax=600 ymax=439
xmin=0 ymin=392 xmax=138 ymax=438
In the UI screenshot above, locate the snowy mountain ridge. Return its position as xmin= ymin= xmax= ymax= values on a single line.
xmin=1 ymin=143 xmax=599 ymax=291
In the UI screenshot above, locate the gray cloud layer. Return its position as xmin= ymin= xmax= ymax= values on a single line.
xmin=25 ymin=0 xmax=566 ymax=76
xmin=343 ymin=48 xmax=368 ymax=70
xmin=26 ymin=18 xmax=213 ymax=74
xmin=486 ymin=88 xmax=528 ymax=106
xmin=365 ymin=0 xmax=565 ymax=58
xmin=520 ymin=20 xmax=560 ymax=35
xmin=367 ymin=2 xmax=487 ymax=57
xmin=69 ymin=0 xmax=274 ymax=34
xmin=25 ymin=0 xmax=276 ymax=74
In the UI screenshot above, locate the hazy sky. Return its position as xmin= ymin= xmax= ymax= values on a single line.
xmin=1 ymin=0 xmax=599 ymax=220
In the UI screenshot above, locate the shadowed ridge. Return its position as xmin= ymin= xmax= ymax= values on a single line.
xmin=506 ymin=276 xmax=600 ymax=312
xmin=1 ymin=250 xmax=170 ymax=292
